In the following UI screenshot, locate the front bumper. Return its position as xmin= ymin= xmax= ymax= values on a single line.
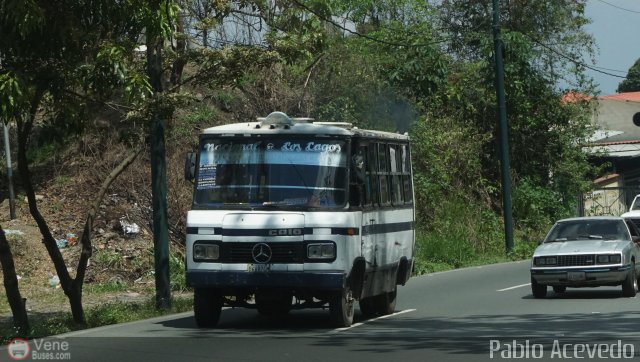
xmin=530 ymin=265 xmax=631 ymax=286
xmin=186 ymin=270 xmax=346 ymax=290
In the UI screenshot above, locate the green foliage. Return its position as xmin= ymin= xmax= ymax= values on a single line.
xmin=0 ymin=72 xmax=28 ymax=117
xmin=92 ymin=250 xmax=125 ymax=270
xmin=512 ymin=177 xmax=570 ymax=231
xmin=85 ymin=281 xmax=129 ymax=294
xmin=169 ymin=253 xmax=187 ymax=292
xmin=26 ymin=142 xmax=61 ymax=166
xmin=410 ymin=113 xmax=491 ymax=226
xmin=617 ymin=58 xmax=640 ymax=93
xmin=171 ymin=104 xmax=219 ymax=144
xmin=0 ymin=297 xmax=193 ymax=342
xmin=414 ymin=197 xmax=504 ymax=272
xmin=508 ymin=239 xmax=539 ymax=261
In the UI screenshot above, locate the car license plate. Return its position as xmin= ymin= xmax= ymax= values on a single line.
xmin=567 ymin=271 xmax=586 ymax=281
xmin=247 ymin=264 xmax=271 ymax=272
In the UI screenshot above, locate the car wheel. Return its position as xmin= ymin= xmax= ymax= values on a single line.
xmin=194 ymin=288 xmax=223 ymax=328
xmin=622 ymin=265 xmax=637 ymax=297
xmin=329 ymin=285 xmax=355 ymax=327
xmin=531 ymin=277 xmax=547 ymax=298
xmin=553 ymin=286 xmax=566 ymax=293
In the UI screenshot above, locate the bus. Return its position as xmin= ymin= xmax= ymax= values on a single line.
xmin=184 ymin=112 xmax=415 ymax=327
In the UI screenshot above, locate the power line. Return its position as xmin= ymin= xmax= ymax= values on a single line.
xmin=290 ymin=0 xmax=451 ymax=48
xmin=524 ymin=33 xmax=627 ymax=79
xmin=595 ymin=0 xmax=640 ymax=14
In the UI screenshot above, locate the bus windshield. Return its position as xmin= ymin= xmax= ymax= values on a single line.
xmin=194 ymin=137 xmax=348 ymax=209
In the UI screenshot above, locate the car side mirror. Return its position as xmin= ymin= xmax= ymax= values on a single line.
xmin=633 ymin=236 xmax=640 ymax=243
xmin=185 ymin=152 xmax=196 ymax=182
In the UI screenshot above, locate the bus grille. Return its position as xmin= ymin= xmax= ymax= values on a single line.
xmin=221 ymin=242 xmax=305 ymax=263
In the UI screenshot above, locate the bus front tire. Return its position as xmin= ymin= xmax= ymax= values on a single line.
xmin=194 ymin=288 xmax=223 ymax=328
xmin=329 ymin=286 xmax=354 ymax=327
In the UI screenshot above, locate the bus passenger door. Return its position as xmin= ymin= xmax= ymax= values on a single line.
xmin=362 ymin=213 xmax=376 ymax=267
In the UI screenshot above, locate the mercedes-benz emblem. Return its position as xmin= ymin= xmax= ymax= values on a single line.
xmin=252 ymin=243 xmax=272 ymax=263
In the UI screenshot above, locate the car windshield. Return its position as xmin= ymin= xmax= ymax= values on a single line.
xmin=193 ymin=136 xmax=348 ymax=209
xmin=544 ymin=219 xmax=630 ymax=242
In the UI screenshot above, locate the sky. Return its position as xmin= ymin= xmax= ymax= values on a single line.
xmin=584 ymin=0 xmax=640 ymax=95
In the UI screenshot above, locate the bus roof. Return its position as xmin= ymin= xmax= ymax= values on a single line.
xmin=200 ymin=112 xmax=410 ymax=141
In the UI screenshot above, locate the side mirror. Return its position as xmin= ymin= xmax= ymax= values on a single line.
xmin=633 ymin=236 xmax=640 ymax=243
xmin=184 ymin=152 xmax=196 ymax=181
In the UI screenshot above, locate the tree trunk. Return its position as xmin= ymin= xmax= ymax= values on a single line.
xmin=170 ymin=14 xmax=187 ymax=89
xmin=70 ymin=148 xmax=143 ymax=323
xmin=0 ymin=224 xmax=29 ymax=334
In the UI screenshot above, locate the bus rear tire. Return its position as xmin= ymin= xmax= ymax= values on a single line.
xmin=373 ymin=287 xmax=397 ymax=316
xmin=329 ymin=286 xmax=354 ymax=327
xmin=358 ymin=297 xmax=376 ymax=318
xmin=194 ymin=288 xmax=223 ymax=328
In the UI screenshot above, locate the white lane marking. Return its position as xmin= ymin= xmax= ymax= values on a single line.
xmin=497 ymin=283 xmax=530 ymax=292
xmin=331 ymin=309 xmax=417 ymax=332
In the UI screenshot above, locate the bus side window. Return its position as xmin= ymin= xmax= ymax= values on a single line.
xmin=378 ymin=143 xmax=389 ymax=205
xmin=402 ymin=144 xmax=413 ymax=203
xmin=350 ymin=146 xmax=366 ymax=207
xmin=389 ymin=144 xmax=403 ymax=205
xmin=367 ymin=145 xmax=379 ymax=206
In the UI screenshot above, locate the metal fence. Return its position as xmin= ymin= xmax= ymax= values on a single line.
xmin=579 ymin=187 xmax=640 ymax=217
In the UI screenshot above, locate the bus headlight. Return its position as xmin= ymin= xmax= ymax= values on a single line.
xmin=307 ymin=243 xmax=335 ymax=259
xmin=193 ymin=243 xmax=220 ymax=261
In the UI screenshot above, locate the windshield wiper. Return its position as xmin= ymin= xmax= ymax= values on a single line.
xmin=577 ymin=234 xmax=603 ymax=239
xmin=545 ymin=238 xmax=568 ymax=243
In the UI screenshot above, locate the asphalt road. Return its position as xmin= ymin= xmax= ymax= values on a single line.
xmin=5 ymin=260 xmax=640 ymax=361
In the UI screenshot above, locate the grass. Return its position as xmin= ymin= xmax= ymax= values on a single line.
xmin=0 ymin=295 xmax=192 ymax=343
xmin=413 ymin=228 xmax=539 ymax=276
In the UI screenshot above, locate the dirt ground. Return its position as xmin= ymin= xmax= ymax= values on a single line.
xmin=0 ymin=155 xmax=183 ymax=324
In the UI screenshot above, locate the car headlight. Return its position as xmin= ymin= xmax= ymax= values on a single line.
xmin=535 ymin=256 xmax=557 ymax=266
xmin=307 ymin=243 xmax=335 ymax=259
xmin=193 ymin=243 xmax=220 ymax=261
xmin=597 ymin=254 xmax=621 ymax=264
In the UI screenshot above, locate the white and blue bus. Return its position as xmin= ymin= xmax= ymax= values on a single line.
xmin=184 ymin=112 xmax=415 ymax=327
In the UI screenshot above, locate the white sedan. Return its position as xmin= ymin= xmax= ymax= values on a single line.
xmin=530 ymin=216 xmax=640 ymax=298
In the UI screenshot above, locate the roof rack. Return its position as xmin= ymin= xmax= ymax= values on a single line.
xmin=312 ymin=121 xmax=353 ymax=129
xmin=256 ymin=112 xmax=314 ymax=129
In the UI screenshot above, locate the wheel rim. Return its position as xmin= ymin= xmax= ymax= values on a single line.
xmin=345 ymin=288 xmax=354 ymax=319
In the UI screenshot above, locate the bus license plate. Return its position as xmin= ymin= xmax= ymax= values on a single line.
xmin=247 ymin=264 xmax=271 ymax=272
xmin=567 ymin=272 xmax=585 ymax=281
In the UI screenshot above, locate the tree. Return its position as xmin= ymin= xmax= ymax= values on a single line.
xmin=0 ymin=0 xmax=149 ymax=325
xmin=0 ymin=225 xmax=29 ymax=334
xmin=617 ymin=58 xmax=640 ymax=93
xmin=429 ymin=0 xmax=598 ymax=225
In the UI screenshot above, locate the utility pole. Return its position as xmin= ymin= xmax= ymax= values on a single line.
xmin=3 ymin=121 xmax=16 ymax=219
xmin=147 ymin=0 xmax=171 ymax=310
xmin=492 ymin=0 xmax=514 ymax=253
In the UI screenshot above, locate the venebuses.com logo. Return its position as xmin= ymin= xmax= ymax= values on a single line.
xmin=7 ymin=338 xmax=30 ymax=361
xmin=6 ymin=337 xmax=71 ymax=360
